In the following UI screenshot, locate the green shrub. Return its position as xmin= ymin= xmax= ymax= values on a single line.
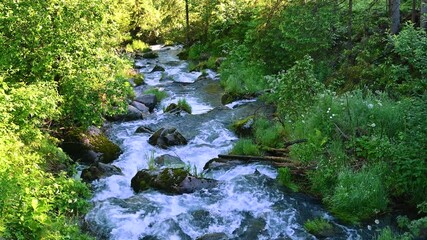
xmin=277 ymin=167 xmax=298 ymax=192
xmin=253 ymin=118 xmax=285 ymax=148
xmin=266 ymin=55 xmax=325 ymax=120
xmin=304 ymin=218 xmax=334 ymax=236
xmin=230 ymin=139 xmax=260 ymax=156
xmin=327 ymin=165 xmax=388 ymax=223
xmin=144 ymin=88 xmax=168 ymax=102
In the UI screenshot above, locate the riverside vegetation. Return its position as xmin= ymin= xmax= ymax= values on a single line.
xmin=1 ymin=0 xmax=426 ymax=239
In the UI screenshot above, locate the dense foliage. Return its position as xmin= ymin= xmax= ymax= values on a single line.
xmin=0 ymin=0 xmax=134 ymax=238
xmin=140 ymin=0 xmax=427 ymax=234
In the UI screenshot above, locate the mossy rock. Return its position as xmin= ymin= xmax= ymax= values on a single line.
xmin=142 ymin=51 xmax=159 ymax=59
xmin=133 ymin=74 xmax=144 ymax=86
xmin=61 ymin=127 xmax=122 ymax=164
xmin=130 ymin=168 xmax=217 ymax=194
xmin=81 ymin=126 xmax=122 ymax=164
xmin=231 ymin=116 xmax=254 ymax=137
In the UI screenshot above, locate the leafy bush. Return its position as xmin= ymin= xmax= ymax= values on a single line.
xmin=144 ymin=88 xmax=168 ymax=102
xmin=277 ymin=167 xmax=298 ymax=192
xmin=327 ymin=165 xmax=388 ymax=223
xmin=230 ymin=139 xmax=260 ymax=156
xmin=266 ymin=55 xmax=325 ymax=119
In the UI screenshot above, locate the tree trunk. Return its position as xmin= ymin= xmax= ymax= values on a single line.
xmin=412 ymin=0 xmax=417 ymax=23
xmin=185 ymin=0 xmax=190 ymax=44
xmin=390 ymin=0 xmax=400 ymax=34
xmin=348 ymin=0 xmax=353 ymax=45
xmin=422 ymin=0 xmax=427 ymax=29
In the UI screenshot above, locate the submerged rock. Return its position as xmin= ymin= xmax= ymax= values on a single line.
xmin=151 ymin=65 xmax=165 ymax=72
xmin=154 ymin=154 xmax=185 ymax=168
xmin=142 ymin=51 xmax=159 ymax=59
xmin=148 ymin=127 xmax=188 ymax=149
xmin=81 ymin=162 xmax=122 ymax=182
xmin=196 ymin=233 xmax=228 ymax=240
xmin=135 ymin=125 xmax=155 ymax=134
xmin=130 ymin=168 xmax=217 ymax=194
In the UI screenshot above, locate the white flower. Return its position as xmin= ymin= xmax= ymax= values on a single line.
xmin=374 ymin=219 xmax=380 ymax=224
xmin=367 ymin=225 xmax=372 ymax=230
xmin=369 ymin=123 xmax=376 ymax=128
xmin=367 ymin=103 xmax=374 ymax=109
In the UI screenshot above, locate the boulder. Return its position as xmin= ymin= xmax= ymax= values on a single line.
xmin=61 ymin=126 xmax=122 ymax=164
xmin=81 ymin=162 xmax=122 ymax=182
xmin=107 ymin=105 xmax=144 ymax=121
xmin=130 ymin=168 xmax=217 ymax=194
xmin=135 ymin=94 xmax=157 ymax=112
xmin=135 ymin=125 xmax=155 ymax=134
xmin=130 ymin=101 xmax=150 ymax=114
xmin=151 ymin=65 xmax=165 ymax=72
xmin=148 ymin=128 xmax=188 ymax=149
xmin=154 ymin=154 xmax=185 ymax=168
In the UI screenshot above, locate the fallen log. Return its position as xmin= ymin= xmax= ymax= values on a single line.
xmin=283 ymin=139 xmax=307 ymax=148
xmin=217 ymin=154 xmax=291 ymax=162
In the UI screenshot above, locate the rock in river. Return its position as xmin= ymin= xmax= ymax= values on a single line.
xmin=148 ymin=127 xmax=187 ymax=149
xmin=131 ymin=168 xmax=217 ymax=194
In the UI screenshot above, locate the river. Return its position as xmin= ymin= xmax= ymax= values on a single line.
xmin=84 ymin=45 xmax=373 ymax=240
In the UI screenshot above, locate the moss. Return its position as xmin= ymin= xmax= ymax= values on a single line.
xmin=231 ymin=116 xmax=254 ymax=137
xmin=133 ymin=74 xmax=144 ymax=86
xmin=86 ymin=133 xmax=122 ymax=164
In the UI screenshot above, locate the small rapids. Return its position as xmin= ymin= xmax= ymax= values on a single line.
xmin=84 ymin=45 xmax=373 ymax=239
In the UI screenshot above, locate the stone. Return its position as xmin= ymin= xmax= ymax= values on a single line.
xmin=151 ymin=65 xmax=165 ymax=72
xmin=81 ymin=162 xmax=122 ymax=182
xmin=196 ymin=233 xmax=228 ymax=240
xmin=135 ymin=94 xmax=157 ymax=112
xmin=154 ymin=154 xmax=185 ymax=168
xmin=131 ymin=101 xmax=150 ymax=114
xmin=61 ymin=126 xmax=122 ymax=164
xmin=148 ymin=128 xmax=187 ymax=149
xmin=135 ymin=125 xmax=154 ymax=134
xmin=130 ymin=168 xmax=217 ymax=194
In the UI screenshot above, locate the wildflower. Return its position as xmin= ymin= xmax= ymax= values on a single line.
xmin=367 ymin=225 xmax=372 ymax=230
xmin=374 ymin=219 xmax=380 ymax=224
xmin=369 ymin=123 xmax=376 ymax=128
xmin=367 ymin=103 xmax=374 ymax=109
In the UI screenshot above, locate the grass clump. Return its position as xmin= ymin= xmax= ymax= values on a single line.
xmin=327 ymin=165 xmax=388 ymax=223
xmin=253 ymin=118 xmax=285 ymax=148
xmin=143 ymin=88 xmax=168 ymax=102
xmin=133 ymin=74 xmax=144 ymax=86
xmin=304 ymin=218 xmax=334 ymax=237
xmin=277 ymin=167 xmax=298 ymax=192
xmin=230 ymin=139 xmax=260 ymax=156
xmin=177 ymin=98 xmax=192 ymax=114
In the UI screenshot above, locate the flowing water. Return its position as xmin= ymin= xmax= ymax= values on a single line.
xmin=84 ymin=45 xmax=375 ymax=240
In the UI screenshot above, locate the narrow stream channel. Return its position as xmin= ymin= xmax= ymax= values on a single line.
xmin=84 ymin=45 xmax=373 ymax=240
